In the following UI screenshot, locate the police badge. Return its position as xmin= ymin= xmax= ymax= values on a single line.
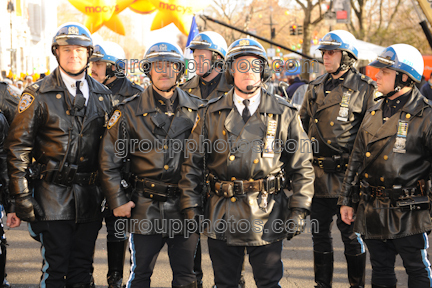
xmin=337 ymin=90 xmax=352 ymax=122
xmin=18 ymin=93 xmax=35 ymax=113
xmin=107 ymin=110 xmax=121 ymax=129
xmin=393 ymin=120 xmax=408 ymax=153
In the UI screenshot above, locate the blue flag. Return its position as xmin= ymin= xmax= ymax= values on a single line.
xmin=185 ymin=16 xmax=199 ymax=80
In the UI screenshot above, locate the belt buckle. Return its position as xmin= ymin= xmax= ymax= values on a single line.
xmin=318 ymin=159 xmax=324 ymax=169
xmin=89 ymin=171 xmax=98 ymax=185
xmin=266 ymin=176 xmax=276 ymax=194
xmin=233 ymin=180 xmax=244 ymax=195
xmin=376 ymin=186 xmax=385 ymax=197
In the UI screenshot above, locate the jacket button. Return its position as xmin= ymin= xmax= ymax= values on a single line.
xmin=223 ymin=130 xmax=226 ymax=136
xmin=231 ymin=197 xmax=236 ymax=203
xmin=150 ymin=194 xmax=153 ymax=198
xmin=229 ymin=155 xmax=235 ymax=161
xmin=365 ymin=173 xmax=368 ymax=178
xmin=231 ymin=177 xmax=236 ymax=181
xmin=268 ymin=114 xmax=273 ymax=118
xmin=380 ymin=177 xmax=385 ymax=182
xmin=366 ymin=152 xmax=371 ymax=157
xmin=164 ymin=145 xmax=168 ymax=150
xmin=315 ymin=119 xmax=318 ymax=123
xmin=188 ymin=108 xmax=192 ymax=112
xmin=219 ymin=111 xmax=221 ymax=115
xmin=311 ymin=137 xmax=315 ymax=140
xmin=383 ymin=155 xmax=388 ymax=160
xmin=80 ymin=157 xmax=84 ymax=162
xmin=327 ymin=140 xmax=331 ymax=144
xmin=189 ymin=88 xmax=192 ymax=92
xmin=330 ymin=121 xmax=334 ymax=126
xmin=151 ymin=184 xmax=155 ymax=187
xmin=66 ymin=110 xmax=70 ymax=115
xmin=99 ymin=96 xmax=103 ymax=102
xmin=253 ymin=159 xmax=259 ymax=164
xmin=406 ymin=113 xmax=411 ymax=119
xmin=371 ymin=111 xmax=376 ymax=116
xmin=56 ymin=94 xmax=61 ymax=99
xmin=164 ymin=165 xmax=169 ymax=170
xmin=143 ymin=113 xmax=148 ymax=116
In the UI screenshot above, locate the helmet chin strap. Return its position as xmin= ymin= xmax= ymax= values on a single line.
xmin=102 ymin=63 xmax=116 ymax=85
xmin=375 ymin=72 xmax=411 ymax=101
xmin=234 ymin=84 xmax=260 ymax=95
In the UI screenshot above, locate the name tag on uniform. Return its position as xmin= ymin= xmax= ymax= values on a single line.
xmin=263 ymin=118 xmax=278 ymax=158
xmin=393 ymin=120 xmax=408 ymax=153
xmin=337 ymin=90 xmax=352 ymax=122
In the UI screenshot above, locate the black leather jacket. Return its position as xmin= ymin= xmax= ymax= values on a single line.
xmin=299 ymin=68 xmax=376 ymax=198
xmin=180 ymin=73 xmax=231 ymax=100
xmin=6 ymin=68 xmax=112 ymax=222
xmin=179 ymin=88 xmax=315 ymax=246
xmin=111 ymin=78 xmax=143 ymax=106
xmin=99 ymin=86 xmax=205 ymax=236
xmin=0 ymin=82 xmax=19 ymax=124
xmin=338 ymin=87 xmax=432 ymax=239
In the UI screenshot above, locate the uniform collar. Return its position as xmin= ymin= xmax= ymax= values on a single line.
xmin=59 ymin=68 xmax=85 ymax=89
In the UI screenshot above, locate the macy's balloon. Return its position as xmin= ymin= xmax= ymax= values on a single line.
xmin=148 ymin=0 xmax=210 ymax=35
xmin=68 ymin=0 xmax=209 ymax=36
xmin=129 ymin=0 xmax=157 ymax=14
xmin=68 ymin=0 xmax=135 ymax=35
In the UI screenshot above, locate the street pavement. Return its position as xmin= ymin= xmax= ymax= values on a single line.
xmin=4 ymin=215 xmax=415 ymax=288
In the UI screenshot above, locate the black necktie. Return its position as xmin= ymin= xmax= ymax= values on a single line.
xmin=242 ymin=99 xmax=251 ymax=123
xmin=74 ymin=81 xmax=86 ymax=118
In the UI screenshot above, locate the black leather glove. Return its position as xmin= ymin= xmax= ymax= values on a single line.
xmin=286 ymin=208 xmax=308 ymax=241
xmin=14 ymin=193 xmax=45 ymax=222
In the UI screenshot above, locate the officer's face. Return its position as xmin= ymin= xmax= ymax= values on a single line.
xmin=232 ymin=56 xmax=261 ymax=96
xmin=57 ymin=45 xmax=88 ymax=75
xmin=90 ymin=61 xmax=108 ymax=83
xmin=322 ymin=49 xmax=342 ymax=74
xmin=375 ymin=67 xmax=397 ymax=94
xmin=150 ymin=61 xmax=179 ymax=92
xmin=193 ymin=49 xmax=213 ymax=77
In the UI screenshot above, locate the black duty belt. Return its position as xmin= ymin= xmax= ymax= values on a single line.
xmin=132 ymin=177 xmax=179 ymax=198
xmin=313 ymin=154 xmax=349 ymax=173
xmin=208 ymin=173 xmax=283 ymax=198
xmin=32 ymin=162 xmax=99 ymax=186
xmin=360 ymin=180 xmax=427 ymax=199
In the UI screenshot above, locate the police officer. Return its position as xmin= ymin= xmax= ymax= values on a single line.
xmin=180 ymin=31 xmax=234 ymax=288
xmin=99 ymin=41 xmax=204 ymax=288
xmin=339 ymin=44 xmax=432 ymax=288
xmin=0 ymin=111 xmax=11 ymax=288
xmin=179 ymin=38 xmax=315 ymax=288
xmin=90 ymin=40 xmax=143 ymax=288
xmin=90 ymin=41 xmax=143 ymax=107
xmin=181 ymin=31 xmax=231 ymax=100
xmin=0 ymin=79 xmax=19 ymax=125
xmin=6 ymin=22 xmax=112 ymax=288
xmin=299 ymin=30 xmax=376 ymax=288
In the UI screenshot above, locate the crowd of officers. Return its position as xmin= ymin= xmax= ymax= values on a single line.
xmin=0 ymin=21 xmax=430 ymax=288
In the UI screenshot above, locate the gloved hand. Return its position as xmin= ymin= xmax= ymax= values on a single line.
xmin=182 ymin=207 xmax=203 ymax=234
xmin=286 ymin=208 xmax=308 ymax=241
xmin=14 ymin=193 xmax=45 ymax=222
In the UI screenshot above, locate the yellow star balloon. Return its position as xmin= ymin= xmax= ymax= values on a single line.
xmin=129 ymin=0 xmax=157 ymax=14
xmin=68 ymin=0 xmax=135 ymax=35
xmin=148 ymin=0 xmax=210 ymax=35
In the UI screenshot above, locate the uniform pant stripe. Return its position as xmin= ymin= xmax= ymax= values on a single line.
xmin=40 ymin=234 xmax=49 ymax=288
xmin=421 ymin=232 xmax=432 ymax=287
xmin=356 ymin=233 xmax=365 ymax=253
xmin=126 ymin=233 xmax=136 ymax=288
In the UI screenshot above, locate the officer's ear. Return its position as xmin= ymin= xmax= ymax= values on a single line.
xmin=402 ymin=74 xmax=409 ymax=82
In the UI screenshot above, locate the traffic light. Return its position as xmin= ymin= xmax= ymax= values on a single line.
xmin=290 ymin=24 xmax=297 ymax=36
xmin=271 ymin=27 xmax=276 ymax=39
xmin=298 ymin=25 xmax=303 ymax=35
